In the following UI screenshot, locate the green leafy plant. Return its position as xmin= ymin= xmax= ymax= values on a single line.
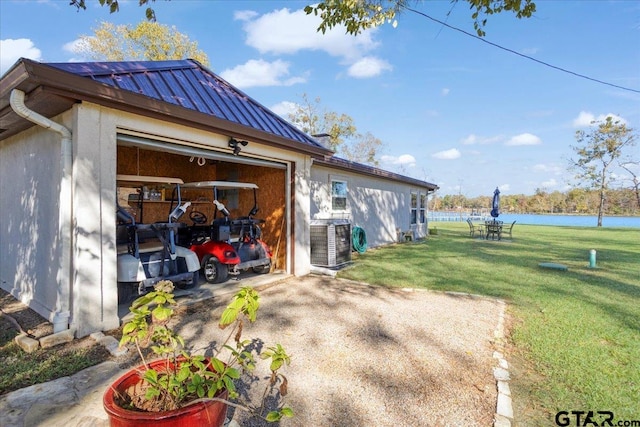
xmin=117 ymin=280 xmax=293 ymax=421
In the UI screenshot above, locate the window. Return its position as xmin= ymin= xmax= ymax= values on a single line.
xmin=420 ymin=193 xmax=427 ymax=224
xmin=410 ymin=192 xmax=418 ymax=224
xmin=331 ymin=180 xmax=348 ymax=210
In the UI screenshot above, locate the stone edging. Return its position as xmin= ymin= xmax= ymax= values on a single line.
xmin=492 ymin=299 xmax=514 ymax=427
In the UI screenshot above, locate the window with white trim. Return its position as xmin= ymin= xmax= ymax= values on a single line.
xmin=331 ymin=179 xmax=348 ymax=211
xmin=420 ymin=193 xmax=427 ymax=224
xmin=410 ymin=192 xmax=418 ymax=225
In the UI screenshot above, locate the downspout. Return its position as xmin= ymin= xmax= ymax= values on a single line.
xmin=10 ymin=89 xmax=72 ymax=333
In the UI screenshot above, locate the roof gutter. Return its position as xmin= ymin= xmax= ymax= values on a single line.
xmin=10 ymin=89 xmax=72 ymax=333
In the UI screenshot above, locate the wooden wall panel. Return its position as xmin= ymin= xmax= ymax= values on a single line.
xmin=117 ymin=146 xmax=287 ymax=271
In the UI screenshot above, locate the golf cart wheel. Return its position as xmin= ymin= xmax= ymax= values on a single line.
xmin=252 ymin=261 xmax=271 ymax=274
xmin=203 ymin=255 xmax=228 ymax=283
xmin=176 ymin=271 xmax=199 ymax=290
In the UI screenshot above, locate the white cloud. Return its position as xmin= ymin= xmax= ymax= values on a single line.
xmin=234 ymin=10 xmax=259 ymax=21
xmin=572 ymin=111 xmax=627 ymax=127
xmin=381 ymin=154 xmax=416 ymax=167
xmin=219 ymin=59 xmax=307 ymax=88
xmin=498 ymin=184 xmax=511 ymax=192
xmin=461 ymin=134 xmax=478 ymax=145
xmin=270 ymin=101 xmax=298 ymax=119
xmin=461 ymin=134 xmax=503 ymax=145
xmin=63 ymin=38 xmax=83 ymax=54
xmin=347 ymin=56 xmax=392 ymax=78
xmin=0 ymin=38 xmax=42 ymax=75
xmin=505 ymin=133 xmax=542 ymax=146
xmin=441 ymin=88 xmax=450 ymax=96
xmin=240 ymin=7 xmax=378 ymax=59
xmin=533 ymin=163 xmax=563 ymax=175
xmin=432 ymin=148 xmax=461 ymax=160
xmin=235 ymin=6 xmax=387 ymax=78
xmin=541 ymin=178 xmax=558 ymax=188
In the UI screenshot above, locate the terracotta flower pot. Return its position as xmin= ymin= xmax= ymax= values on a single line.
xmin=103 ymin=358 xmax=229 ymax=427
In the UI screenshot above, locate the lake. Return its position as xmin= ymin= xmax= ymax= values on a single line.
xmin=428 ymin=212 xmax=640 ymax=228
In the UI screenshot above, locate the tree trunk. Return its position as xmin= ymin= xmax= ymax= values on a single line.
xmin=597 ymin=187 xmax=605 ymax=227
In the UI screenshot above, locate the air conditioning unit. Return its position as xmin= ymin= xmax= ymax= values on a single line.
xmin=310 ymin=219 xmax=352 ymax=267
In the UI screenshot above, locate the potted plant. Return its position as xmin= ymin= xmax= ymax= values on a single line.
xmin=103 ymin=280 xmax=293 ymax=426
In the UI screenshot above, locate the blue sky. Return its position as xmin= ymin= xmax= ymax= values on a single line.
xmin=1 ymin=0 xmax=639 ymax=197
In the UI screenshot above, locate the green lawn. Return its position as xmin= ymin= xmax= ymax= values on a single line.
xmin=337 ymin=222 xmax=640 ymax=425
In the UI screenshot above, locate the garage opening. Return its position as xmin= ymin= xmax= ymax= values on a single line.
xmin=115 ymin=135 xmax=289 ymax=294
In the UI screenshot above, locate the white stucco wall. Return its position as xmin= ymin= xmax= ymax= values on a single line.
xmin=1 ymin=121 xmax=64 ymax=319
xmin=1 ymin=99 xmax=319 ymax=337
xmin=310 ymin=164 xmax=429 ymax=247
xmin=71 ymin=103 xmax=120 ymax=337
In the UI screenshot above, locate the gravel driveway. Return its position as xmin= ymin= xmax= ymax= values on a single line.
xmin=175 ymin=275 xmax=503 ymax=427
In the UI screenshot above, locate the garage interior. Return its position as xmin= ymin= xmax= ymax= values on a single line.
xmin=116 ymin=142 xmax=289 ymax=278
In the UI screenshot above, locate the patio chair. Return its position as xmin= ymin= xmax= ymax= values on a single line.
xmin=485 ymin=221 xmax=502 ymax=240
xmin=467 ymin=218 xmax=484 ymax=238
xmin=503 ymin=221 xmax=516 ymax=239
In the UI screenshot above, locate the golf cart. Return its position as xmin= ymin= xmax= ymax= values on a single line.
xmin=116 ymin=175 xmax=200 ymax=303
xmin=178 ymin=181 xmax=273 ymax=283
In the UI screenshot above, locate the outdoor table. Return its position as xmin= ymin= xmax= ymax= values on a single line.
xmin=485 ymin=220 xmax=503 ymax=240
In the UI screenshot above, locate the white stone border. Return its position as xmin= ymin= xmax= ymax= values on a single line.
xmin=493 ymin=300 xmax=513 ymax=427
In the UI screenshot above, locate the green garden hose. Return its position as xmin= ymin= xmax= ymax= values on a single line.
xmin=352 ymin=226 xmax=367 ymax=253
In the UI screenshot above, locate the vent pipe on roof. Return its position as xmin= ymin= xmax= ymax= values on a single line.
xmin=10 ymin=89 xmax=73 ymax=333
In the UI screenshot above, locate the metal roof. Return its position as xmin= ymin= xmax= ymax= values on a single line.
xmin=47 ymin=59 xmax=324 ymax=150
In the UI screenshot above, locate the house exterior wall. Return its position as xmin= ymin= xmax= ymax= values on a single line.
xmin=2 ymin=101 xmax=315 ymax=337
xmin=310 ymin=164 xmax=429 ymax=247
xmin=0 ymin=102 xmax=318 ymax=337
xmin=72 ymin=103 xmax=120 ymax=337
xmin=0 ymin=120 xmax=65 ymax=320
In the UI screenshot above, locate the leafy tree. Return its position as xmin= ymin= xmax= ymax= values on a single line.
xmin=305 ymin=0 xmax=537 ymax=37
xmin=74 ymin=20 xmax=209 ymax=65
xmin=71 ymin=0 xmax=159 ymax=21
xmin=619 ymin=160 xmax=640 ymax=210
xmin=341 ymin=132 xmax=383 ymax=166
xmin=288 ymin=94 xmax=357 ymax=152
xmin=70 ymin=0 xmax=537 ymax=37
xmin=570 ymin=117 xmax=637 ymax=226
xmin=287 ymin=94 xmax=383 ymax=166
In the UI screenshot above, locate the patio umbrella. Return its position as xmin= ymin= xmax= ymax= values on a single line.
xmin=490 ymin=187 xmax=500 ymax=218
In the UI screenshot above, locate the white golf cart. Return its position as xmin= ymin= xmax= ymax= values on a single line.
xmin=116 ymin=175 xmax=200 ymax=304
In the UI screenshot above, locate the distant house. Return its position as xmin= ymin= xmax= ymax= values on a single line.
xmin=0 ymin=59 xmax=438 ymax=337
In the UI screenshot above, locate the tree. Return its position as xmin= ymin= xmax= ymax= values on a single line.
xmin=70 ymin=0 xmax=537 ymax=37
xmin=288 ymin=94 xmax=357 ymax=152
xmin=341 ymin=132 xmax=383 ymax=166
xmin=570 ymin=117 xmax=637 ymax=226
xmin=619 ymin=160 xmax=640 ymax=210
xmin=287 ymin=94 xmax=383 ymax=166
xmin=74 ymin=20 xmax=209 ymax=65
xmin=305 ymin=0 xmax=536 ymax=37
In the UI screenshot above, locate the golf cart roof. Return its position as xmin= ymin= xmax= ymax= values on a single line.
xmin=182 ymin=181 xmax=259 ymax=190
xmin=116 ymin=174 xmax=184 ymax=186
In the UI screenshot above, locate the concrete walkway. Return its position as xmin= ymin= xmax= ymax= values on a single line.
xmin=0 ymin=273 xmax=514 ymax=427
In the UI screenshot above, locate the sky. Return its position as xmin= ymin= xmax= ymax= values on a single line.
xmin=1 ymin=0 xmax=639 ymax=198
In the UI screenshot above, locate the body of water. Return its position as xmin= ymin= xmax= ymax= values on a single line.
xmin=428 ymin=212 xmax=640 ymax=228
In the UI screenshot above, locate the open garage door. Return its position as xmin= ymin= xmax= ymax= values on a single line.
xmin=115 ymin=133 xmax=290 ymax=276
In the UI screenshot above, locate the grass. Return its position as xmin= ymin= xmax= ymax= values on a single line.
xmin=0 ymin=290 xmax=115 ymax=395
xmin=0 ymin=336 xmax=107 ymax=395
xmin=337 ymin=222 xmax=640 ymax=424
